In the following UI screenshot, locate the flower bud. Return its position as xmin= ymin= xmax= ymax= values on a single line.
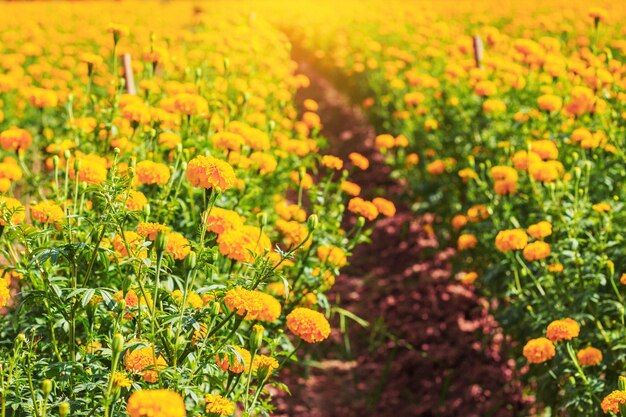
xmin=184 ymin=251 xmax=197 ymax=270
xmin=59 ymin=402 xmax=70 ymax=417
xmin=73 ymin=158 xmax=82 ymax=174
xmin=155 ymin=230 xmax=168 ymax=255
xmin=307 ymin=214 xmax=318 ymax=231
xmin=42 ymin=379 xmax=53 ymax=395
xmin=52 ymin=155 xmax=59 ymax=169
xmin=249 ymin=324 xmax=264 ymax=352
xmin=116 ymin=298 xmax=126 ymax=313
xmin=112 ymin=333 xmax=124 ymax=355
xmin=619 ymin=376 xmax=626 ymax=391
xmin=210 ymin=302 xmax=220 ymax=317
xmin=257 ymin=212 xmax=267 ymax=227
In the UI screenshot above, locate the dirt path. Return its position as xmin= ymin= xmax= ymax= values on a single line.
xmin=274 ymin=60 xmax=526 ymax=417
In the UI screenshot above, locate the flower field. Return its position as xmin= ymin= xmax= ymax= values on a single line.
xmin=0 ymin=0 xmax=625 ymax=416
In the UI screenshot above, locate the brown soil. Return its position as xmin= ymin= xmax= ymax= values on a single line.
xmin=272 ymin=61 xmax=527 ymax=417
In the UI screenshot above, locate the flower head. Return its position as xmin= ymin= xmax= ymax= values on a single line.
xmin=495 ymin=229 xmax=528 ymax=252
xmin=204 ymin=393 xmax=234 ymax=416
xmin=546 ymin=318 xmax=580 ymax=342
xmin=186 ymin=155 xmax=236 ymax=191
xmin=523 ymin=337 xmax=555 ymax=364
xmin=601 ymin=390 xmax=626 ymax=414
xmin=286 ymin=307 xmax=331 ymax=343
xmin=126 ymin=389 xmax=185 ymax=417
xmin=577 ymin=347 xmax=602 ymax=367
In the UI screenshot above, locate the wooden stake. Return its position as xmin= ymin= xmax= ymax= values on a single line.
xmin=472 ymin=35 xmax=484 ymax=69
xmin=122 ymin=53 xmax=136 ymax=95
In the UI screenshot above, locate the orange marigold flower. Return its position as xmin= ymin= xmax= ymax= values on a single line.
xmin=124 ymin=343 xmax=167 ymax=383
xmin=512 ymin=150 xmax=542 ymax=171
xmin=204 ymin=393 xmax=234 ymax=416
xmin=124 ymin=190 xmax=148 ymax=211
xmin=527 ymin=221 xmax=552 ymax=239
xmin=135 ymin=161 xmax=171 ymax=186
xmin=0 ymin=196 xmax=24 ymax=226
xmin=530 ymin=140 xmax=558 ymax=160
xmin=286 ymin=307 xmax=331 ymax=343
xmin=216 ymin=345 xmax=251 ymax=374
xmin=276 ymin=219 xmax=310 ymax=249
xmin=224 ymin=287 xmax=281 ymax=322
xmin=459 ymin=271 xmax=478 ymax=285
xmin=427 ymin=159 xmax=446 ymax=175
xmin=457 ymin=234 xmax=478 ymax=251
xmin=158 ymin=132 xmax=181 ymax=150
xmin=374 ymin=134 xmax=395 ymax=150
xmin=588 ymin=7 xmax=608 ymax=23
xmin=474 ymin=80 xmax=497 ymax=97
xmin=30 ymin=201 xmax=64 ymax=224
xmin=467 ymin=205 xmax=489 ymax=222
xmin=171 ymin=289 xmax=203 ymax=309
xmin=495 ymin=229 xmax=528 ymax=252
xmin=452 ymin=214 xmax=468 ymax=230
xmin=165 ymin=232 xmax=190 ymax=260
xmin=349 ymin=152 xmax=369 ymax=170
xmin=112 ymin=231 xmax=146 ymax=258
xmin=174 ymin=93 xmax=209 ymax=116
xmin=348 ymin=197 xmax=379 ymax=221
xmin=0 ymin=281 xmax=11 ymax=309
xmin=546 ymin=318 xmax=580 ymax=342
xmin=601 ymin=390 xmax=626 ymax=414
xmin=186 ymin=155 xmax=236 ymax=191
xmin=317 ymin=245 xmax=347 ymax=268
xmin=523 ymin=337 xmax=555 ymax=364
xmin=523 ymin=241 xmax=551 ymax=261
xmin=26 ymin=87 xmax=58 ymax=108
xmin=528 ymin=160 xmax=562 ymax=182
xmin=137 ymin=222 xmax=170 ymax=241
xmin=592 ymin=202 xmax=611 ymax=213
xmin=69 ymin=153 xmax=108 ymax=184
xmin=482 ymin=98 xmax=506 ymax=113
xmin=548 ymin=263 xmax=564 ymax=273
xmin=372 ymin=197 xmax=396 ymax=217
xmin=205 ymin=207 xmax=244 ymax=235
xmin=577 ymin=347 xmax=602 ymax=367
xmin=621 ymin=273 xmax=626 ymax=285
xmin=0 ymin=127 xmax=32 ymax=152
xmin=211 ymin=132 xmax=243 ymax=152
xmin=321 ymin=155 xmax=343 ymax=170
xmin=126 ymin=389 xmax=185 ymax=417
xmin=340 ymin=181 xmax=361 ymax=196
xmin=217 ymin=226 xmax=271 ymax=263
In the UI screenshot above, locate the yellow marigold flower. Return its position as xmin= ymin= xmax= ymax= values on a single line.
xmin=171 ymin=290 xmax=203 ymax=309
xmin=592 ymin=202 xmax=611 ymax=213
xmin=527 ymin=221 xmax=552 ymax=239
xmin=458 ymin=168 xmax=477 ymax=182
xmin=537 ymin=94 xmax=562 ymax=112
xmin=86 ymin=341 xmax=102 ymax=354
xmin=457 ymin=234 xmax=478 ymax=251
xmin=204 ymin=393 xmax=234 ymax=416
xmin=528 ymin=160 xmax=561 ymax=182
xmin=218 ymin=226 xmax=271 ymax=263
xmin=0 ymin=161 xmax=22 ymax=181
xmin=275 ymin=202 xmax=306 ymax=222
xmin=137 ymin=222 xmax=170 ymax=241
xmin=303 ymin=99 xmax=318 ymax=112
xmin=491 ymin=166 xmax=518 ymax=182
xmin=112 ymin=231 xmax=147 ymax=259
xmin=165 ymin=232 xmax=190 ymax=260
xmin=211 ymin=132 xmax=243 ymax=152
xmin=482 ymin=98 xmax=506 ymax=113
xmin=523 ymin=241 xmax=551 ymax=261
xmin=187 ymin=155 xmax=236 ymax=191
xmin=112 ymin=372 xmax=132 ymax=389
xmin=317 ymin=245 xmax=347 ymax=268
xmin=321 ymin=155 xmax=343 ymax=170
xmin=570 ymin=128 xmax=592 ymax=144
xmin=548 ymin=263 xmax=564 ymax=273
xmin=26 ymin=87 xmax=58 ymax=108
xmin=474 ymin=80 xmax=497 ymax=97
xmin=621 ymin=273 xmax=626 ymax=285
xmin=135 ymin=161 xmax=171 ymax=186
xmin=69 ymin=153 xmax=108 ymax=184
xmin=205 ymin=207 xmax=244 ymax=235
xmin=372 ymin=197 xmax=396 ymax=217
xmin=424 ymin=118 xmax=439 ymax=131
xmin=602 ymin=390 xmax=626 ymax=414
xmin=276 ymin=219 xmax=310 ymax=249
xmin=405 ymin=153 xmax=419 ymax=167
xmin=374 ymin=134 xmax=395 ymax=150
xmin=348 ymin=197 xmax=379 ymax=221
xmin=577 ymin=347 xmax=602 ymax=367
xmin=494 ymin=179 xmax=518 ymax=196
xmin=224 ymin=287 xmax=281 ymax=322
xmin=523 ymin=337 xmax=555 ymax=364
xmin=467 ymin=205 xmax=489 ymax=222
xmin=216 ymin=345 xmax=251 ymax=374
xmin=459 ymin=271 xmax=478 ymax=285
xmin=30 ymin=201 xmax=64 ymax=224
xmin=286 ymin=307 xmax=331 ymax=343
xmin=0 ymin=197 xmax=24 ymax=226
xmin=530 ymin=140 xmax=558 ymax=160
xmin=124 ymin=190 xmax=148 ymax=211
xmin=0 ymin=281 xmax=11 ymax=309
xmin=546 ymin=318 xmax=580 ymax=342
xmin=249 ymin=152 xmax=277 ymax=175
xmin=588 ymin=7 xmax=608 ymax=23
xmin=124 ymin=343 xmax=167 ymax=383
xmin=289 ymin=170 xmax=313 ymax=189
xmin=158 ymin=132 xmax=181 ymax=150
xmin=349 ymin=152 xmax=369 ymax=170
xmin=495 ymin=229 xmax=528 ymax=252
xmin=126 ymin=389 xmax=185 ymax=417
xmin=174 ymin=93 xmax=208 ymax=116
xmin=0 ymin=127 xmax=32 ymax=151
xmin=253 ymin=354 xmax=279 ymax=376
xmin=451 ymin=214 xmax=467 ymax=230
xmin=113 ymin=289 xmax=152 ymax=317
xmin=122 ymin=103 xmax=151 ymax=125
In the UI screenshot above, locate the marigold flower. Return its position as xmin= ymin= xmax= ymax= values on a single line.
xmin=512 ymin=150 xmax=542 ymax=171
xmin=224 ymin=287 xmax=281 ymax=322
xmin=523 ymin=241 xmax=551 ymax=261
xmin=372 ymin=197 xmax=396 ymax=217
xmin=124 ymin=343 xmax=167 ymax=383
xmin=135 ymin=161 xmax=171 ymax=186
xmin=621 ymin=273 xmax=626 ymax=285
xmin=211 ymin=132 xmax=243 ymax=152
xmin=218 ymin=226 xmax=271 ymax=263
xmin=537 ymin=94 xmax=562 ymax=112
xmin=588 ymin=7 xmax=608 ymax=23
xmin=216 ymin=345 xmax=251 ymax=374
xmin=204 ymin=393 xmax=234 ymax=416
xmin=26 ymin=87 xmax=58 ymax=108
xmin=577 ymin=347 xmax=602 ymax=367
xmin=457 ymin=234 xmax=478 ymax=251
xmin=522 ymin=337 xmax=555 ymax=364
xmin=0 ymin=197 xmax=24 ymax=226
xmin=592 ymin=202 xmax=611 ymax=213
xmin=317 ymin=245 xmax=347 ymax=268
xmin=601 ymin=390 xmax=626 ymax=414
xmin=69 ymin=153 xmax=108 ymax=184
xmin=187 ymin=155 xmax=236 ymax=191
xmin=126 ymin=389 xmax=185 ymax=417
xmin=124 ymin=190 xmax=148 ymax=211
xmin=0 ymin=281 xmax=11 ymax=309
xmin=30 ymin=201 xmax=64 ymax=224
xmin=0 ymin=127 xmax=32 ymax=151
xmin=112 ymin=372 xmax=132 ymax=388
xmin=349 ymin=152 xmax=369 ymax=170
xmin=546 ymin=318 xmax=580 ymax=342
xmin=548 ymin=263 xmax=564 ymax=273
xmin=137 ymin=222 xmax=170 ymax=240
xmin=374 ymin=134 xmax=395 ymax=150
xmin=527 ymin=221 xmax=552 ymax=239
xmin=459 ymin=271 xmax=478 ymax=285
xmin=495 ymin=229 xmax=528 ymax=252
xmin=482 ymin=98 xmax=506 ymax=113
xmin=427 ymin=160 xmax=446 ymax=175
xmin=348 ymin=197 xmax=378 ymax=221
xmin=321 ymin=155 xmax=343 ymax=170
xmin=0 ymin=161 xmax=22 ymax=181
xmin=174 ymin=93 xmax=209 ymax=116
xmin=205 ymin=207 xmax=244 ymax=235
xmin=165 ymin=232 xmax=190 ymax=260
xmin=528 ymin=160 xmax=562 ymax=182
xmin=530 ymin=140 xmax=558 ymax=160
xmin=451 ymin=214 xmax=467 ymax=230
xmin=276 ymin=219 xmax=310 ymax=249
xmin=340 ymin=181 xmax=361 ymax=196
xmin=158 ymin=132 xmax=181 ymax=150
xmin=286 ymin=307 xmax=331 ymax=343
xmin=474 ymin=80 xmax=497 ymax=97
